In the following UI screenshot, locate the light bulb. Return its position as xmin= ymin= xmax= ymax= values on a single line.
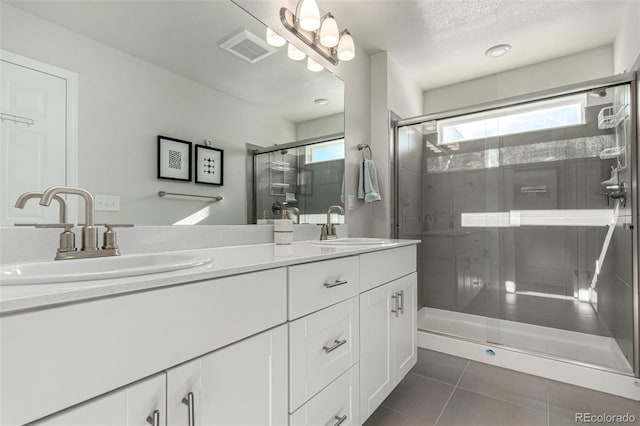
xmin=298 ymin=0 xmax=320 ymax=31
xmin=319 ymin=14 xmax=339 ymax=48
xmin=307 ymin=57 xmax=323 ymax=72
xmin=266 ymin=28 xmax=286 ymax=47
xmin=287 ymin=43 xmax=306 ymax=61
xmin=337 ymin=30 xmax=355 ymax=61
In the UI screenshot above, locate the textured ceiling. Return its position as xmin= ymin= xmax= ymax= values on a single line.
xmin=322 ymin=0 xmax=629 ymax=90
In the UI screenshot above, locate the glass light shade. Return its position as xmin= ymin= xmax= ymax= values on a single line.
xmin=298 ymin=0 xmax=320 ymax=31
xmin=319 ymin=15 xmax=339 ymax=48
xmin=287 ymin=43 xmax=306 ymax=61
xmin=266 ymin=28 xmax=286 ymax=47
xmin=307 ymin=57 xmax=323 ymax=72
xmin=337 ymin=31 xmax=355 ymax=61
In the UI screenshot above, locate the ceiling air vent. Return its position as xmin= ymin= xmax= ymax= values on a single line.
xmin=218 ymin=29 xmax=277 ymax=64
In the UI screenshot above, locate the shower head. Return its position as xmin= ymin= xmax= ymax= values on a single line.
xmin=588 ymin=88 xmax=607 ymax=98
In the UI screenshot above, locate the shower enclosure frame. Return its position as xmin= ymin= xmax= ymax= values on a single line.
xmin=392 ymin=72 xmax=639 ymax=379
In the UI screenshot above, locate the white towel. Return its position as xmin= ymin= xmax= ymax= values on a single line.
xmin=358 ymin=159 xmax=381 ymax=203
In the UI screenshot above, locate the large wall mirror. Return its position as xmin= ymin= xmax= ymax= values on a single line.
xmin=0 ymin=0 xmax=344 ymax=226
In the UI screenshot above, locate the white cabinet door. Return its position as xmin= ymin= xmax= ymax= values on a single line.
xmin=359 ymin=283 xmax=393 ymax=420
xmin=31 ymin=374 xmax=165 ymax=426
xmin=359 ymin=272 xmax=418 ymax=422
xmin=167 ymin=325 xmax=288 ymax=426
xmin=391 ymin=273 xmax=417 ymax=385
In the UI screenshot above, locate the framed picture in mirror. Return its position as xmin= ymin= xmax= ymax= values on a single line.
xmin=157 ymin=135 xmax=192 ymax=182
xmin=195 ymin=145 xmax=224 ymax=185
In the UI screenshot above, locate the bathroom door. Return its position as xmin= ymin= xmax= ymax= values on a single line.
xmin=0 ymin=52 xmax=77 ymax=225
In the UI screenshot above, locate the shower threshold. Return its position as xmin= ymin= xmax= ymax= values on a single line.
xmin=418 ymin=308 xmax=639 ymax=400
xmin=419 ymin=307 xmax=632 ymax=374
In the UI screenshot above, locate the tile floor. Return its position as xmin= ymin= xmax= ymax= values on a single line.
xmin=364 ymin=349 xmax=640 ymax=426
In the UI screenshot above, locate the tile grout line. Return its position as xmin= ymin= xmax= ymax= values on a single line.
xmin=454 ymin=382 xmax=550 ymax=416
xmin=408 ymin=371 xmax=460 ymax=388
xmin=433 ymin=360 xmax=470 ymax=425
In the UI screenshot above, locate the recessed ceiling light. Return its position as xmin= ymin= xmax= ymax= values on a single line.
xmin=314 ymin=98 xmax=329 ymax=106
xmin=485 ymin=44 xmax=511 ymax=58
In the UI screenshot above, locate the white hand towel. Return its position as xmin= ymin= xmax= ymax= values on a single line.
xmin=358 ymin=159 xmax=382 ymax=203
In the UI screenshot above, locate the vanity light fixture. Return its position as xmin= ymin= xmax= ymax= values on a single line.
xmin=307 ymin=57 xmax=324 ymax=72
xmin=485 ymin=44 xmax=512 ymax=58
xmin=319 ymin=13 xmax=339 ymax=47
xmin=287 ymin=43 xmax=306 ymax=61
xmin=297 ymin=0 xmax=321 ymax=31
xmin=266 ymin=28 xmax=286 ymax=47
xmin=279 ymin=0 xmax=355 ymax=66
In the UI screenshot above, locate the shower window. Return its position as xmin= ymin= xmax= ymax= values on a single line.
xmin=438 ymin=94 xmax=586 ymax=144
xmin=305 ymin=138 xmax=345 ymax=163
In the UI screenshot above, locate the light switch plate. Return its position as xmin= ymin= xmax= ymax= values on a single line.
xmin=348 ymin=194 xmax=355 ymax=210
xmin=95 ymin=194 xmax=120 ymax=212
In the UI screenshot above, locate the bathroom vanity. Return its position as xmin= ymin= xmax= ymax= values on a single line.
xmin=0 ymin=240 xmax=418 ymax=426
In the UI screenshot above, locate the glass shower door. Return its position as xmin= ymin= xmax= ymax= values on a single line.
xmin=398 ymin=82 xmax=636 ymax=375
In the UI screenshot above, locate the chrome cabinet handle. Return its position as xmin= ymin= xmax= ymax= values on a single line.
xmin=182 ymin=392 xmax=195 ymax=426
xmin=146 ymin=410 xmax=160 ymax=426
xmin=324 ymin=279 xmax=348 ymax=288
xmin=333 ymin=414 xmax=348 ymax=426
xmin=391 ymin=292 xmax=399 ymax=317
xmin=323 ymin=338 xmax=347 ymax=353
xmin=398 ymin=290 xmax=404 ymax=314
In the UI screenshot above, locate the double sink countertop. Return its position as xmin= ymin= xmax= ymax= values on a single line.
xmin=0 ymin=239 xmax=419 ymax=314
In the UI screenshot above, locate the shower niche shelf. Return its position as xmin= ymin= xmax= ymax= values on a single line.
xmin=598 ymin=104 xmax=629 ymax=129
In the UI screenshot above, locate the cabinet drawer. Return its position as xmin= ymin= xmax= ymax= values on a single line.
xmin=360 ymin=245 xmax=416 ymax=292
xmin=289 ymin=297 xmax=359 ymax=412
xmin=288 ymin=256 xmax=359 ymax=319
xmin=290 ymin=365 xmax=360 ymax=426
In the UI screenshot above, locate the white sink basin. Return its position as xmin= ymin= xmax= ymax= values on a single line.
xmin=0 ymin=253 xmax=213 ymax=285
xmin=313 ymin=238 xmax=394 ymax=246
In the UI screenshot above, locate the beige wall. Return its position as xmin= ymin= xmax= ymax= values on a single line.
xmin=423 ymin=45 xmax=614 ymax=115
xmin=1 ymin=4 xmax=296 ymax=225
xmin=295 ymin=113 xmax=344 ymax=141
xmin=613 ymin=0 xmax=640 ymax=73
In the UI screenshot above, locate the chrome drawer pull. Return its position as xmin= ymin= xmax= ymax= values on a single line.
xmin=182 ymin=392 xmax=195 ymax=426
xmin=391 ymin=292 xmax=399 ymax=317
xmin=323 ymin=338 xmax=347 ymax=353
xmin=333 ymin=414 xmax=348 ymax=426
xmin=146 ymin=410 xmax=160 ymax=426
xmin=324 ymin=279 xmax=348 ymax=288
xmin=398 ymin=290 xmax=405 ymax=314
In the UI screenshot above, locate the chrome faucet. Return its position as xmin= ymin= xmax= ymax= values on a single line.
xmin=41 ymin=186 xmax=98 ymax=252
xmin=15 ymin=192 xmax=68 ymax=223
xmin=286 ymin=207 xmax=300 ymax=224
xmin=38 ymin=186 xmax=132 ymax=260
xmin=320 ymin=205 xmax=344 ymax=240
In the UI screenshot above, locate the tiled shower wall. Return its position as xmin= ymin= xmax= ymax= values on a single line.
xmin=253 ymin=150 xmax=344 ymax=221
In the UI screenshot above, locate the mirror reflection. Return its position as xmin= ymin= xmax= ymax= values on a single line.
xmin=0 ymin=0 xmax=344 ymax=226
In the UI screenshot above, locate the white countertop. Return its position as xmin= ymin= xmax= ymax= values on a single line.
xmin=0 ymin=240 xmax=419 ymax=314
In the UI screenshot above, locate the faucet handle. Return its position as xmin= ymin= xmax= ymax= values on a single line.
xmin=102 ymin=224 xmax=134 ymax=251
xmin=35 ymin=223 xmax=77 ymax=254
xmin=35 ymin=223 xmax=74 ymax=230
